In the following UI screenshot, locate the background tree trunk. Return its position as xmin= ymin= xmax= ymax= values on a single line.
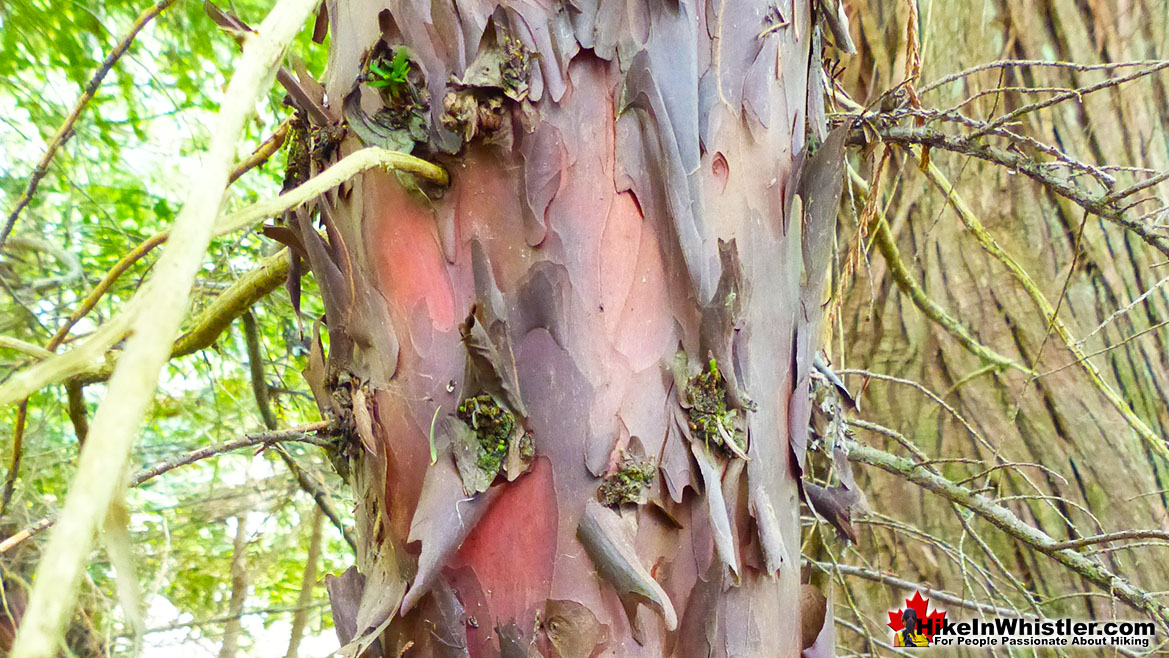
xmin=285 ymin=506 xmax=325 ymax=658
xmin=298 ymin=0 xmax=842 ymax=655
xmin=829 ymin=0 xmax=1169 ymax=649
xmin=219 ymin=513 xmax=250 ymax=658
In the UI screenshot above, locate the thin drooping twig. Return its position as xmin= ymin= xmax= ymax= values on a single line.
xmin=845 ymin=439 xmax=1169 ymax=632
xmin=969 ymin=61 xmax=1169 ymax=139
xmin=7 ymin=2 xmax=322 ymax=654
xmin=921 ymin=58 xmax=1169 ymax=94
xmin=0 ymin=423 xmax=339 ymax=556
xmin=0 ymin=0 xmax=180 ymax=252
xmin=848 ymin=125 xmax=1169 ymax=260
xmin=1048 ymin=530 xmax=1169 ymax=552
xmin=1014 ymin=209 xmax=1093 ymax=424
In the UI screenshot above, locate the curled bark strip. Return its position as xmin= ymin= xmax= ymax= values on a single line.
xmin=576 ymin=499 xmax=678 ymax=634
xmin=691 ymin=441 xmax=741 ymax=575
xmin=802 ymin=481 xmax=859 ymax=543
xmin=750 ymin=486 xmax=789 ymax=576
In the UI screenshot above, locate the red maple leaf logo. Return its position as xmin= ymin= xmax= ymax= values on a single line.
xmin=887 ymin=591 xmax=947 ymax=640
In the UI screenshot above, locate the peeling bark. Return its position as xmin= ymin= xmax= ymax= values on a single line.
xmin=299 ymin=0 xmax=843 ymax=654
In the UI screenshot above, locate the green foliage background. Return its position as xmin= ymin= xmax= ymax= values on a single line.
xmin=0 ymin=1 xmax=351 ymax=653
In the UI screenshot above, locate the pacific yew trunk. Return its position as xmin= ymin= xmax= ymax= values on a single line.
xmin=290 ymin=1 xmax=844 ymax=655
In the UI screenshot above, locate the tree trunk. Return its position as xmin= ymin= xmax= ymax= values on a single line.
xmin=285 ymin=506 xmax=325 ymax=658
xmin=219 ymin=513 xmax=250 ymax=658
xmin=295 ymin=0 xmax=842 ymax=655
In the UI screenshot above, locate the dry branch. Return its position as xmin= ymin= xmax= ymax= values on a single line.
xmin=0 ymin=423 xmax=340 ymax=556
xmin=7 ymin=1 xmax=322 ymax=654
xmin=845 ymin=439 xmax=1169 ymax=631
xmin=847 ymin=125 xmax=1169 ymax=260
xmin=0 ymin=0 xmax=180 ymax=252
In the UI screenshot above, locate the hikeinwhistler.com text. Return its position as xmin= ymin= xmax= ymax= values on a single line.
xmin=924 ymin=617 xmax=1155 ymax=648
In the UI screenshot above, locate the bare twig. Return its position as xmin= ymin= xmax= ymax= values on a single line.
xmin=921 ymin=58 xmax=1169 ymax=94
xmin=846 ymin=439 xmax=1169 ymax=631
xmin=1079 ymin=273 xmax=1169 ymax=345
xmin=0 ymin=423 xmax=339 ymax=556
xmin=8 ymin=2 xmax=322 ymax=654
xmin=808 ymin=560 xmax=1027 ymax=617
xmin=849 ymin=125 xmax=1169 ymax=259
xmin=1049 ymin=530 xmax=1169 ymax=552
xmin=1100 ymin=170 xmax=1169 ymax=206
xmin=970 ymin=62 xmax=1169 ymax=139
xmin=132 ymin=424 xmax=337 ymax=487
xmin=142 ymin=602 xmax=329 ymax=635
xmin=1042 ymin=318 xmax=1169 ymax=378
xmin=0 ymin=0 xmax=180 ymax=252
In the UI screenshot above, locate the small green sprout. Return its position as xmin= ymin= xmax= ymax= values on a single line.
xmin=365 ymin=48 xmax=411 ymax=89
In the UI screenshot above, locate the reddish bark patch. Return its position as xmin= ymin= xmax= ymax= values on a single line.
xmin=453 ymin=457 xmax=558 ymax=632
xmin=368 ymin=172 xmax=457 ymax=332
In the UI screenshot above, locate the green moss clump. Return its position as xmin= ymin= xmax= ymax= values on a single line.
xmin=686 ymin=359 xmax=746 ymax=456
xmin=599 ymin=455 xmax=656 ymax=506
xmin=457 ymin=394 xmax=514 ymax=472
xmin=282 ymin=113 xmax=310 ymax=191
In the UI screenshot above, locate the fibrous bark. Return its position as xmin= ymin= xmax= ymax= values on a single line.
xmin=831 ymin=0 xmax=1169 ymax=649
